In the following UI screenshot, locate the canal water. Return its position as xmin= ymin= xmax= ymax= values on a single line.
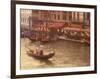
xmin=21 ymin=38 xmax=90 ymax=70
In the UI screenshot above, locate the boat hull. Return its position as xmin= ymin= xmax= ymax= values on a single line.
xmin=27 ymin=51 xmax=55 ymax=60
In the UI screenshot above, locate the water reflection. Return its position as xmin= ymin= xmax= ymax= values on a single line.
xmin=39 ymin=60 xmax=54 ymax=66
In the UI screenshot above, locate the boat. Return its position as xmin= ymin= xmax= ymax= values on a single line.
xmin=27 ymin=50 xmax=55 ymax=60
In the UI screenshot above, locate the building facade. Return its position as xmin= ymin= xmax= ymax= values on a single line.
xmin=20 ymin=9 xmax=90 ymax=44
xmin=20 ymin=9 xmax=90 ymax=29
xmin=20 ymin=9 xmax=32 ymax=30
xmin=31 ymin=10 xmax=90 ymax=27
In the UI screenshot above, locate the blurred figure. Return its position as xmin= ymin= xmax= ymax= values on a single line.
xmin=36 ymin=45 xmax=44 ymax=56
xmin=39 ymin=45 xmax=44 ymax=55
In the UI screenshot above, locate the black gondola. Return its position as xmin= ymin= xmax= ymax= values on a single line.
xmin=27 ymin=50 xmax=55 ymax=60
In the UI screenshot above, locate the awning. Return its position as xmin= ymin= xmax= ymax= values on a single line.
xmin=49 ymin=22 xmax=65 ymax=29
xmin=63 ymin=27 xmax=90 ymax=32
xmin=63 ymin=27 xmax=82 ymax=31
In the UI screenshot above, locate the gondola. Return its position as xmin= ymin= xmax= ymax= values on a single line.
xmin=27 ymin=50 xmax=55 ymax=60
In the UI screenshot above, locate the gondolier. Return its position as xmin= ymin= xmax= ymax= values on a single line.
xmin=36 ymin=45 xmax=44 ymax=56
xmin=27 ymin=50 xmax=55 ymax=60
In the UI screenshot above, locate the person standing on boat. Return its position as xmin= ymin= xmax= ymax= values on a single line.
xmin=36 ymin=45 xmax=44 ymax=56
xmin=36 ymin=47 xmax=39 ymax=55
xmin=39 ymin=45 xmax=44 ymax=55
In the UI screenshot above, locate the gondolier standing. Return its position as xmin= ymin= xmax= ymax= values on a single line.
xmin=39 ymin=45 xmax=44 ymax=55
xmin=36 ymin=45 xmax=44 ymax=56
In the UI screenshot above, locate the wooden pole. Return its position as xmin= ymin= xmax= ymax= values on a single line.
xmin=82 ymin=12 xmax=85 ymax=29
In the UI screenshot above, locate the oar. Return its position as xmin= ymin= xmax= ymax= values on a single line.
xmin=25 ymin=44 xmax=34 ymax=52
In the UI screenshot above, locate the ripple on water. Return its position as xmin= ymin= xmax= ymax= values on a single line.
xmin=21 ymin=38 xmax=90 ymax=70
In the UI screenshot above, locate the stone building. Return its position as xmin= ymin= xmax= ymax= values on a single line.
xmin=31 ymin=10 xmax=90 ymax=28
xmin=20 ymin=9 xmax=32 ymax=30
xmin=20 ymin=9 xmax=90 ymax=29
xmin=20 ymin=9 xmax=90 ymax=44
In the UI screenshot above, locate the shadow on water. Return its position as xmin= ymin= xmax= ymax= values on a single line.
xmin=39 ymin=60 xmax=54 ymax=66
